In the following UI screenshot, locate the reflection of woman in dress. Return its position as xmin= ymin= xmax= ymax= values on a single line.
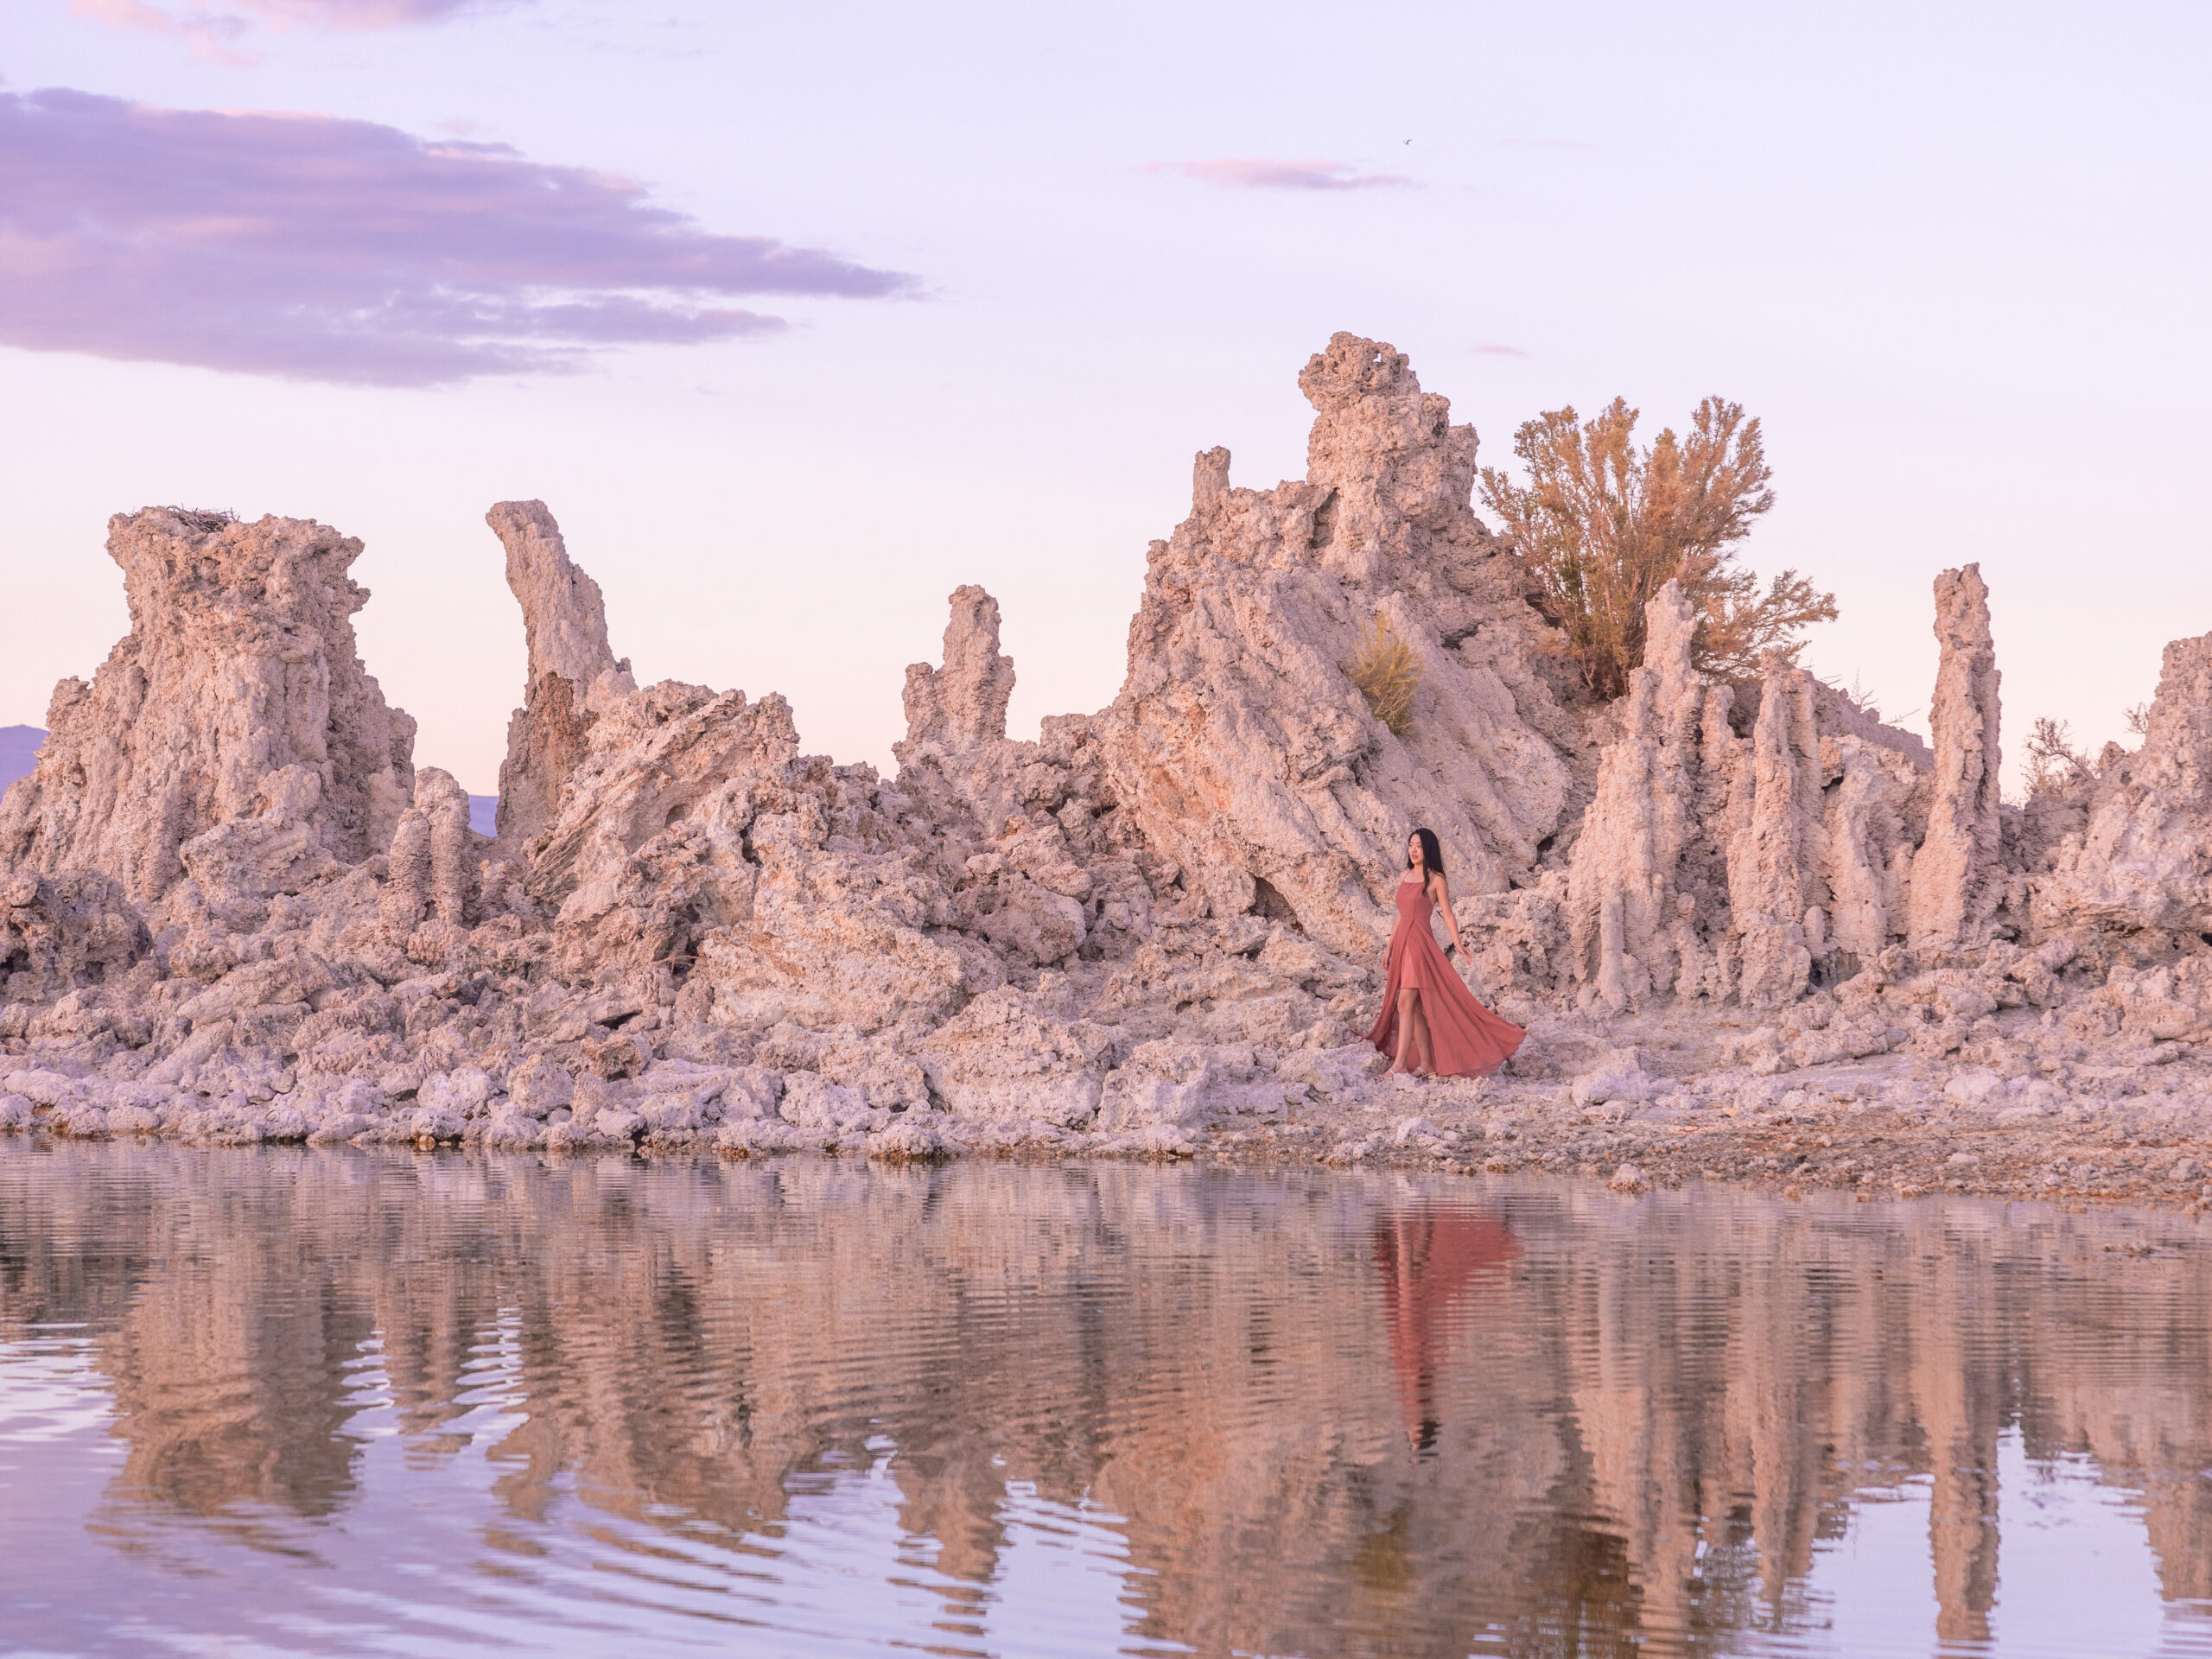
xmin=1364 ymin=828 xmax=1525 ymax=1078
xmin=1371 ymin=1205 xmax=1520 ymax=1452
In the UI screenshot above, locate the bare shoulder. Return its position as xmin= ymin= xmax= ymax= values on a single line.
xmin=1427 ymin=872 xmax=1449 ymax=903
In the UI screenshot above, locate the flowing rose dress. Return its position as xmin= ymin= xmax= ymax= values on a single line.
xmin=1364 ymin=879 xmax=1525 ymax=1077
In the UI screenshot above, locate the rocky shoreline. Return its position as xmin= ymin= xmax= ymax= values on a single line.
xmin=5 ymin=333 xmax=2211 ymax=1210
xmin=11 ymin=988 xmax=2212 ymax=1213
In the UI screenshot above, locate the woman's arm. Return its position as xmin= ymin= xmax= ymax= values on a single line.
xmin=1431 ymin=874 xmax=1465 ymax=957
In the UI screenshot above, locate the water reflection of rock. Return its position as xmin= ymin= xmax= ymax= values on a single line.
xmin=3 ymin=1147 xmax=2210 ymax=1652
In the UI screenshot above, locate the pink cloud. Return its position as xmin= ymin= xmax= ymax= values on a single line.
xmin=1145 ymin=158 xmax=1414 ymax=192
xmin=73 ymin=0 xmax=509 ymax=60
xmin=222 ymin=0 xmax=502 ymax=23
xmin=1471 ymin=343 xmax=1529 ymax=357
xmin=70 ymin=0 xmax=255 ymax=63
xmin=0 ymin=88 xmax=918 ymax=387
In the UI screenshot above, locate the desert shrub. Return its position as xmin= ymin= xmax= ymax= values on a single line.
xmin=1348 ymin=616 xmax=1421 ymax=735
xmin=1843 ymin=673 xmax=1891 ymax=722
xmin=2024 ymin=716 xmax=2092 ymax=797
xmin=1478 ymin=395 xmax=1836 ymax=698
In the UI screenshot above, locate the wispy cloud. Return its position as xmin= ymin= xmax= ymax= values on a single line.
xmin=70 ymin=0 xmax=252 ymax=62
xmin=73 ymin=0 xmax=513 ymax=62
xmin=0 ymin=87 xmax=917 ymax=387
xmin=1471 ymin=343 xmax=1529 ymax=357
xmin=219 ymin=0 xmax=505 ymax=22
xmin=1143 ymin=157 xmax=1414 ymax=192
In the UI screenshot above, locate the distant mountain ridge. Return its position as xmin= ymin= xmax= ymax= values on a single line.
xmin=0 ymin=727 xmax=43 ymax=794
xmin=0 ymin=725 xmax=495 ymax=834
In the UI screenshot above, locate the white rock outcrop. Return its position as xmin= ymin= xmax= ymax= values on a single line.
xmin=1726 ymin=661 xmax=1824 ymax=1008
xmin=0 ymin=508 xmax=416 ymax=903
xmin=380 ymin=767 xmax=478 ymax=938
xmin=1092 ymin=334 xmax=1582 ymax=961
xmin=2 ymin=336 xmax=2204 ymax=1173
xmin=1563 ymin=582 xmax=1729 ymax=1012
xmin=898 ymin=585 xmax=1015 ymax=760
xmin=1560 ymin=585 xmax=1934 ymax=1012
xmin=2036 ymin=632 xmax=2212 ymax=944
xmin=487 ymin=499 xmax=636 ymax=845
xmin=1908 ymin=564 xmax=2003 ymax=958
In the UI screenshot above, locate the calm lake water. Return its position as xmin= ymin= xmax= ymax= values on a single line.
xmin=3 ymin=1146 xmax=2210 ymax=1658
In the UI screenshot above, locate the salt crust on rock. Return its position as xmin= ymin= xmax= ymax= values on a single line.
xmin=7 ymin=338 xmax=2212 ymax=1204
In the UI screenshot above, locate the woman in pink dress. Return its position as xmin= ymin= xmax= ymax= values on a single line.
xmin=1364 ymin=828 xmax=1525 ymax=1078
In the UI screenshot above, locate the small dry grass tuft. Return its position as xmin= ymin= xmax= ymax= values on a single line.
xmin=1348 ymin=616 xmax=1421 ymax=735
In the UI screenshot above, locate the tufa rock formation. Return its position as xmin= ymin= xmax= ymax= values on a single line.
xmin=1562 ymin=581 xmax=1731 ymax=1013
xmin=0 ymin=508 xmax=415 ymax=906
xmin=488 ymin=499 xmax=635 ymax=845
xmin=2034 ymin=632 xmax=2212 ymax=947
xmin=898 ymin=585 xmax=1015 ymax=760
xmin=1908 ymin=563 xmax=2004 ymax=957
xmin=4 ymin=335 xmax=2212 ymax=1190
xmin=379 ymin=767 xmax=478 ymax=940
xmin=1095 ymin=336 xmax=1580 ymax=960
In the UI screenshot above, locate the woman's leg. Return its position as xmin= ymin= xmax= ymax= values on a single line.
xmin=1390 ymin=987 xmax=1420 ymax=1073
xmin=1409 ymin=989 xmax=1436 ymax=1076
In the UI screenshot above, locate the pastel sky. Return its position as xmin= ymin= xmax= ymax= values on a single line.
xmin=1 ymin=0 xmax=2207 ymax=796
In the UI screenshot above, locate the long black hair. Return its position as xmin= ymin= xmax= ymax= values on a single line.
xmin=1408 ymin=827 xmax=1445 ymax=879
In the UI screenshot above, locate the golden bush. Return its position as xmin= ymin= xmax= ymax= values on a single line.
xmin=1478 ymin=395 xmax=1835 ymax=698
xmin=1348 ymin=616 xmax=1421 ymax=735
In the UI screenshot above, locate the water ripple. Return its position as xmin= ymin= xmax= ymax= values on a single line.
xmin=4 ymin=1147 xmax=2212 ymax=1656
